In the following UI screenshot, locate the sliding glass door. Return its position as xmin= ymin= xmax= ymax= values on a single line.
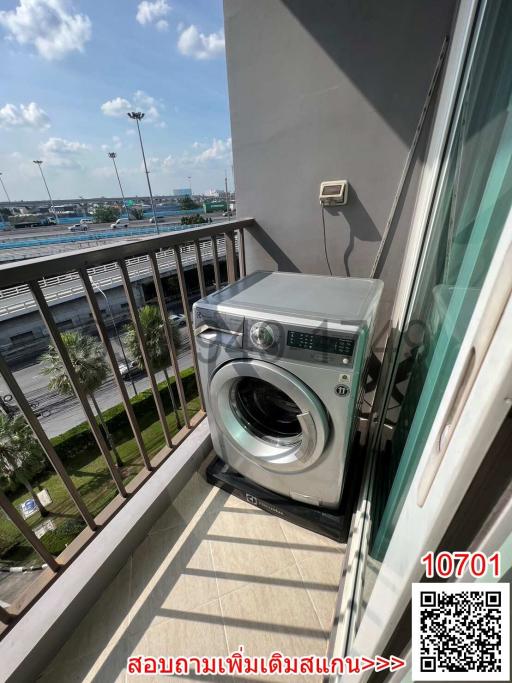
xmin=344 ymin=0 xmax=512 ymax=673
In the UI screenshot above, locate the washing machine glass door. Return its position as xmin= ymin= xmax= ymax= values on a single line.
xmin=209 ymin=359 xmax=329 ymax=471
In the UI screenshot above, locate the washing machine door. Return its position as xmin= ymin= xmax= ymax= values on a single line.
xmin=209 ymin=359 xmax=329 ymax=472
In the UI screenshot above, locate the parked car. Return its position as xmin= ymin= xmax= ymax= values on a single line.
xmin=68 ymin=223 xmax=88 ymax=232
xmin=111 ymin=219 xmax=129 ymax=229
xmin=118 ymin=359 xmax=142 ymax=379
xmin=170 ymin=314 xmax=187 ymax=328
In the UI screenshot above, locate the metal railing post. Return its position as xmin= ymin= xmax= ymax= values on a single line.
xmin=29 ymin=281 xmax=127 ymax=498
xmin=173 ymin=247 xmax=206 ymax=411
xmin=211 ymin=236 xmax=221 ymax=290
xmin=117 ymin=259 xmax=174 ymax=450
xmin=194 ymin=241 xmax=207 ymax=298
xmin=238 ymin=228 xmax=246 ymax=278
xmin=148 ymin=252 xmax=191 ymax=428
xmin=78 ymin=268 xmax=153 ymax=471
xmin=225 ymin=231 xmax=237 ymax=283
xmin=0 ymin=352 xmax=97 ymax=531
xmin=0 ymin=490 xmax=59 ymax=572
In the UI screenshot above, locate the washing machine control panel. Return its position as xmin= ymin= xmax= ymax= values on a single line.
xmin=243 ymin=318 xmax=357 ymax=368
xmin=249 ymin=321 xmax=279 ymax=350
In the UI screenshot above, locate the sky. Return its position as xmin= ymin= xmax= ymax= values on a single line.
xmin=0 ymin=0 xmax=233 ymax=201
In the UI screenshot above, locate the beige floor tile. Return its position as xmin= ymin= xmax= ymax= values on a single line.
xmin=296 ymin=553 xmax=344 ymax=631
xmin=278 ymin=518 xmax=344 ymax=566
xmin=38 ymin=624 xmax=139 ymax=682
xmin=128 ymin=523 xmax=218 ymax=636
xmin=208 ymin=505 xmax=296 ymax=596
xmin=45 ymin=559 xmax=133 ymax=667
xmin=220 ymin=564 xmax=327 ymax=683
xmin=126 ymin=599 xmax=231 ymax=683
xmin=150 ymin=472 xmax=230 ymax=534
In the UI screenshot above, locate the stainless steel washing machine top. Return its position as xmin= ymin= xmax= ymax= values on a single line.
xmin=194 ymin=271 xmax=383 ymax=508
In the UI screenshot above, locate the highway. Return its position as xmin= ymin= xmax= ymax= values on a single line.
xmin=0 ymin=332 xmax=193 ymax=438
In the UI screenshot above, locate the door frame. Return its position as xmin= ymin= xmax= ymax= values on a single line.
xmin=328 ymin=0 xmax=488 ymax=672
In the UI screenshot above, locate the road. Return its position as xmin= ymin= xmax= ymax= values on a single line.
xmin=0 ymin=333 xmax=193 ymax=437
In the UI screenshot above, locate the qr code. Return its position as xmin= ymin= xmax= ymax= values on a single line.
xmin=412 ymin=583 xmax=510 ymax=681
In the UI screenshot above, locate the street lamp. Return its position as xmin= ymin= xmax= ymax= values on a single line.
xmin=33 ymin=160 xmax=59 ymax=225
xmin=127 ymin=111 xmax=159 ymax=234
xmin=0 ymin=172 xmax=11 ymax=203
xmin=108 ymin=152 xmax=130 ymax=222
xmin=93 ymin=281 xmax=137 ymax=397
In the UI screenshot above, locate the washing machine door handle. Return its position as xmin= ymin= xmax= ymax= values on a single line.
xmin=296 ymin=412 xmax=317 ymax=463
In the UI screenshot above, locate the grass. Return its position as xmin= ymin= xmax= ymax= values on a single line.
xmin=0 ymin=396 xmax=200 ymax=566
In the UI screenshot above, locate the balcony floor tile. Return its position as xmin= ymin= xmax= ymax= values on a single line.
xmin=39 ymin=465 xmax=345 ymax=682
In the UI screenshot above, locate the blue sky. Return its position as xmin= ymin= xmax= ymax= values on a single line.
xmin=0 ymin=0 xmax=232 ymax=200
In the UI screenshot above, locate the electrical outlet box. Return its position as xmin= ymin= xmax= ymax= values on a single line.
xmin=319 ymin=180 xmax=348 ymax=206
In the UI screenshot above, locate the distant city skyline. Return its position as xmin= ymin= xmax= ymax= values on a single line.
xmin=0 ymin=0 xmax=232 ymax=200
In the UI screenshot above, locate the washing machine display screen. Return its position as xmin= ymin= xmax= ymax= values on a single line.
xmin=287 ymin=331 xmax=355 ymax=356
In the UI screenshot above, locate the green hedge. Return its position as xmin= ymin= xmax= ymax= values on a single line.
xmin=50 ymin=367 xmax=198 ymax=463
xmin=42 ymin=518 xmax=86 ymax=556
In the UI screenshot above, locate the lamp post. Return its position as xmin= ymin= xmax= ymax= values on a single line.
xmin=93 ymin=281 xmax=137 ymax=397
xmin=0 ymin=172 xmax=11 ymax=203
xmin=127 ymin=112 xmax=159 ymax=234
xmin=108 ymin=152 xmax=130 ymax=221
xmin=33 ymin=160 xmax=58 ymax=225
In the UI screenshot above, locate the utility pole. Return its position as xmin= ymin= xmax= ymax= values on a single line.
xmin=127 ymin=111 xmax=159 ymax=234
xmin=33 ymin=160 xmax=59 ymax=224
xmin=108 ymin=152 xmax=130 ymax=221
xmin=0 ymin=172 xmax=11 ymax=203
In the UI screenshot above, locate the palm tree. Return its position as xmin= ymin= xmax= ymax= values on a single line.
xmin=123 ymin=305 xmax=182 ymax=427
xmin=40 ymin=331 xmax=124 ymax=467
xmin=0 ymin=414 xmax=49 ymax=517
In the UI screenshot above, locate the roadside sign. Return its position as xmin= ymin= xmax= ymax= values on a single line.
xmin=37 ymin=489 xmax=52 ymax=506
xmin=19 ymin=489 xmax=52 ymax=519
xmin=34 ymin=518 xmax=56 ymax=539
xmin=19 ymin=498 xmax=37 ymax=519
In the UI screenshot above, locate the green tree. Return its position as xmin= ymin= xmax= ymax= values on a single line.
xmin=0 ymin=415 xmax=48 ymax=517
xmin=123 ymin=306 xmax=182 ymax=427
xmin=93 ymin=205 xmax=121 ymax=224
xmin=129 ymin=207 xmax=144 ymax=220
xmin=178 ymin=196 xmax=200 ymax=210
xmin=40 ymin=331 xmax=123 ymax=467
xmin=181 ymin=213 xmax=207 ymax=226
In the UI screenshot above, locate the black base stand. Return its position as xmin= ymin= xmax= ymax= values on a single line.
xmin=206 ymin=455 xmax=358 ymax=543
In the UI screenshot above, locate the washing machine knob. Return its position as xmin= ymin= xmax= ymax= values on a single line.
xmin=250 ymin=322 xmax=276 ymax=350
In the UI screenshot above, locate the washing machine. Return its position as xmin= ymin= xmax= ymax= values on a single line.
xmin=193 ymin=271 xmax=382 ymax=509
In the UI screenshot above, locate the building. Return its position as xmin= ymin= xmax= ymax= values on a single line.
xmin=0 ymin=2 xmax=511 ymax=681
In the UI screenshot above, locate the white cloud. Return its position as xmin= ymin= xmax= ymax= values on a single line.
xmin=101 ymin=135 xmax=122 ymax=152
xmin=101 ymin=91 xmax=165 ymax=126
xmin=136 ymin=0 xmax=170 ymax=26
xmin=39 ymin=136 xmax=89 ymax=168
xmin=0 ymin=101 xmax=50 ymax=129
xmin=177 ymin=25 xmax=224 ymax=60
xmin=193 ymin=137 xmax=232 ymax=164
xmin=101 ymin=97 xmax=132 ymax=117
xmin=0 ymin=0 xmax=91 ymax=61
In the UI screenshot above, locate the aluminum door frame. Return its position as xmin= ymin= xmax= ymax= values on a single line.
xmin=328 ymin=0 xmax=487 ymax=671
xmin=342 ymin=176 xmax=512 ymax=680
